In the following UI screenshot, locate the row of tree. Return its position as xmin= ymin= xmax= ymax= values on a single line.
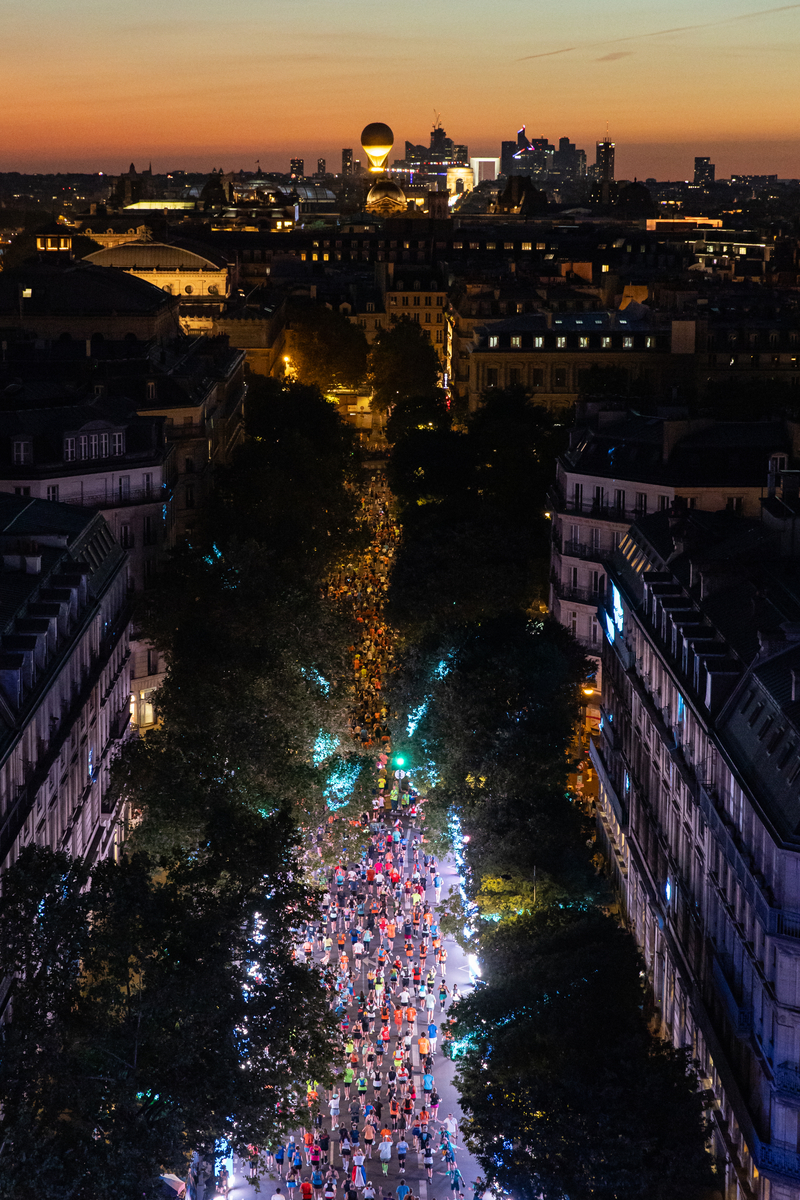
xmin=0 ymin=377 xmax=371 ymax=1199
xmin=286 ymin=304 xmax=443 ymax=410
xmin=382 ymin=387 xmax=718 ymax=1199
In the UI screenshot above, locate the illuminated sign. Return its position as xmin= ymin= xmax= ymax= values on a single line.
xmin=612 ymin=584 xmax=624 ymax=634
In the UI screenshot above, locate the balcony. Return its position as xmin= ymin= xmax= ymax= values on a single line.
xmin=555 ymin=538 xmax=608 ymax=563
xmin=82 ymin=484 xmax=172 ymax=510
xmin=756 ymin=1137 xmax=800 ymax=1182
xmin=553 ymin=581 xmax=605 ymax=605
xmin=775 ymin=1063 xmax=800 ymax=1107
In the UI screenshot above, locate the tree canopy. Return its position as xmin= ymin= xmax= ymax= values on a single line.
xmin=369 ymin=318 xmax=441 ymax=411
xmin=0 ymin=831 xmax=336 ymax=1200
xmin=287 ymin=302 xmax=369 ymax=392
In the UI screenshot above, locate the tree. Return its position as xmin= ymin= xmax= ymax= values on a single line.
xmin=0 ymin=828 xmax=337 ymax=1200
xmin=384 ymin=391 xmax=451 ymax=444
xmin=451 ymin=910 xmax=717 ymax=1200
xmin=287 ymin=303 xmax=368 ymax=392
xmin=369 ymin=318 xmax=441 ymax=411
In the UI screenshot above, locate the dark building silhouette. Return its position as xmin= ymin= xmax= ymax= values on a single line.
xmin=596 ymin=137 xmax=615 ymax=182
xmin=341 ymin=149 xmax=353 ymax=176
xmin=694 ymin=156 xmax=715 ymax=186
xmin=290 ymin=158 xmax=304 ymax=179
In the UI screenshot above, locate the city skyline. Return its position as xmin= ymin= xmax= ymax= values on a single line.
xmin=1 ymin=0 xmax=799 ymax=177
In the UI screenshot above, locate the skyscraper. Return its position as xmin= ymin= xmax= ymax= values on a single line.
xmin=290 ymin=158 xmax=304 ymax=179
xmin=341 ymin=148 xmax=353 ymax=176
xmin=595 ymin=137 xmax=615 ymax=182
xmin=694 ymin=156 xmax=715 ymax=186
xmin=317 ymin=157 xmax=326 ymax=176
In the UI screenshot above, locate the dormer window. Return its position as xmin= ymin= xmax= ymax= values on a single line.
xmin=12 ymin=439 xmax=32 ymax=466
xmin=111 ymin=432 xmax=125 ymax=457
xmin=146 ymin=381 xmax=157 ymax=401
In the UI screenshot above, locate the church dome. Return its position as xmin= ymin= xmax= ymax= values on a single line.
xmin=365 ymin=178 xmax=406 ymax=214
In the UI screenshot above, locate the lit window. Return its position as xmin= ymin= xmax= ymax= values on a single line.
xmin=557 ymin=336 xmax=566 ymax=349
xmin=504 ymin=242 xmax=513 ymax=250
xmin=511 ymin=336 xmax=521 ymax=348
xmin=601 ymin=264 xmax=609 ymax=273
xmin=623 ymin=336 xmax=633 ymax=349
xmin=579 ymin=337 xmax=589 ymax=349
xmin=521 ymin=242 xmax=532 ymax=251
xmin=489 ymin=336 xmax=499 ymax=348
xmin=534 ymin=336 xmax=544 ymax=349
xmin=602 ymin=336 xmax=611 ymax=349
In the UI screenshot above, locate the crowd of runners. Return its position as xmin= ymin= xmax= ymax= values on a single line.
xmin=215 ymin=472 xmax=484 ymax=1200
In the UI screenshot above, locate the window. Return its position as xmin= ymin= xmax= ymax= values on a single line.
xmin=118 ymin=476 xmax=130 ymax=501
xmin=593 ymin=485 xmax=604 ymax=509
xmin=185 ymin=484 xmax=195 ymax=509
xmin=119 ymin=522 xmax=132 ymax=548
xmin=436 ymin=312 xmax=443 ymax=323
xmin=14 ymin=486 xmax=30 ymax=496
xmin=147 ymin=649 xmax=160 ymax=676
xmin=534 ymin=336 xmax=544 ymax=349
xmin=635 ymin=492 xmax=647 ymax=516
xmin=532 ymin=368 xmax=544 ymax=386
xmin=554 ymin=368 xmax=567 ymax=388
xmin=435 ymin=331 xmax=443 ymax=343
xmin=486 ymin=368 xmax=498 ymax=387
xmin=146 ymin=381 xmax=156 ymax=401
xmin=726 ymin=496 xmax=743 ymax=515
xmin=64 ymin=437 xmax=76 ymax=462
xmin=185 ymin=457 xmax=194 ymax=474
xmin=658 ymin=494 xmax=670 ymax=511
xmin=424 ymin=295 xmax=431 ymax=306
xmin=79 ymin=435 xmax=88 ymax=459
xmin=614 ymin=488 xmax=625 ymax=514
xmin=573 ymin=483 xmax=583 ymax=510
xmin=504 ymin=242 xmax=514 ymax=250
xmin=424 ymin=313 xmax=431 ymax=323
xmin=184 ymin=285 xmax=193 ymax=295
xmin=508 ymin=368 xmax=520 ymax=386
xmin=521 ymin=242 xmax=532 ymax=251
xmin=12 ymin=440 xmax=32 ymax=465
xmin=569 ymin=610 xmax=577 ymax=636
xmin=623 ymin=336 xmax=633 ymax=349
xmin=580 ymin=337 xmax=589 ymax=349
xmin=602 ymin=336 xmax=611 ymax=349
xmin=413 ymin=296 xmax=420 ymax=307
xmin=601 ymin=264 xmax=609 ymax=273
xmin=143 ymin=515 xmax=155 ymax=545
xmin=138 ymin=689 xmax=155 ymax=726
xmin=111 ymin=432 xmax=124 ymax=456
xmin=489 ymin=336 xmax=499 ymax=348
xmin=511 ymin=336 xmax=521 ymax=348
xmin=557 ymin=336 xmax=566 ymax=349
xmin=100 ymin=432 xmax=109 ymax=457
xmin=88 ymin=433 xmax=99 ymax=459
xmin=46 ymin=484 xmax=59 ymax=502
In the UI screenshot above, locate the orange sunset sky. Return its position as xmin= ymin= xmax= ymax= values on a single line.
xmin=1 ymin=0 xmax=798 ymax=179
